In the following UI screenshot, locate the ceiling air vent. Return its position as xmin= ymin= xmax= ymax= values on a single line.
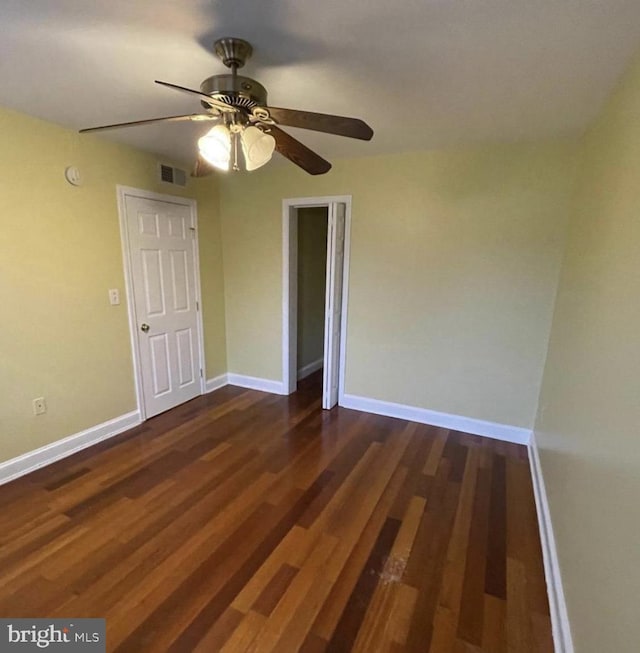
xmin=159 ymin=163 xmax=187 ymax=187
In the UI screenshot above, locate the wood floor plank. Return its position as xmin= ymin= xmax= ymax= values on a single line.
xmin=325 ymin=517 xmax=401 ymax=653
xmin=218 ymin=610 xmax=267 ymax=653
xmin=192 ymin=607 xmax=245 ymax=653
xmin=388 ymin=494 xmax=426 ymax=577
xmin=351 ymin=580 xmax=417 ymax=652
xmin=485 ymin=453 xmax=507 ymax=599
xmin=457 ymin=464 xmax=492 ymax=645
xmin=427 ymin=446 xmax=481 ymax=652
xmin=403 ymin=469 xmax=462 ymax=650
xmin=159 ymin=472 xmax=339 ymax=651
xmin=0 ymin=371 xmax=550 ymax=652
xmin=437 ymin=446 xmax=480 ymax=612
xmin=506 ymin=557 xmax=534 ymax=653
xmin=483 ymin=594 xmax=507 ymax=653
xmin=243 ymin=532 xmax=338 ymax=653
xmin=231 ymin=526 xmax=309 ymax=613
xmin=423 ymin=427 xmax=449 ymax=475
xmin=252 ymin=563 xmax=299 ymax=617
xmin=307 ymin=463 xmax=409 ymax=642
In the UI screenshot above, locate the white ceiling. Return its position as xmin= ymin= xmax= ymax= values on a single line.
xmin=1 ymin=0 xmax=639 ymax=167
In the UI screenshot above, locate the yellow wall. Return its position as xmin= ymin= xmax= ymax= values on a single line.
xmin=534 ymin=51 xmax=640 ymax=652
xmin=297 ymin=207 xmax=328 ymax=371
xmin=0 ymin=106 xmax=578 ymax=466
xmin=0 ymin=106 xmax=225 ymax=463
xmin=195 ymin=176 xmax=227 ymax=380
xmin=219 ymin=141 xmax=578 ymax=428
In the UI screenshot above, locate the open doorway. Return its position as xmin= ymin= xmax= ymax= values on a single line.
xmin=282 ymin=196 xmax=352 ymax=409
xmin=296 ymin=207 xmax=328 ymax=396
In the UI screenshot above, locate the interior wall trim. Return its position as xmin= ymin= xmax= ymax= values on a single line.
xmin=528 ymin=432 xmax=574 ymax=653
xmin=0 ymin=411 xmax=141 ymax=487
xmin=340 ymin=393 xmax=532 ymax=445
xmin=297 ymin=358 xmax=324 ymax=381
xmin=226 ymin=374 xmax=288 ymax=395
xmin=205 ymin=373 xmax=229 ymax=394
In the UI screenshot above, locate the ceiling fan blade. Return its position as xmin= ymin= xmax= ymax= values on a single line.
xmin=266 ymin=125 xmax=331 ymax=175
xmin=155 ymin=80 xmax=237 ymax=113
xmin=192 ymin=155 xmax=216 ymax=178
xmin=79 ymin=113 xmax=218 ymax=133
xmin=264 ymin=107 xmax=373 ymax=141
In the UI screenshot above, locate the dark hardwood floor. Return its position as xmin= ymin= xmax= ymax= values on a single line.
xmin=0 ymin=372 xmax=551 ymax=652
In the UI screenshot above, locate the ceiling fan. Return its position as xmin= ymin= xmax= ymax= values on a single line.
xmin=80 ymin=37 xmax=374 ymax=176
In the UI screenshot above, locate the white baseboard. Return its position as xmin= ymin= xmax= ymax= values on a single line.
xmin=0 ymin=410 xmax=141 ymax=486
xmin=339 ymin=393 xmax=531 ymax=445
xmin=529 ymin=433 xmax=574 ymax=653
xmin=297 ymin=358 xmax=323 ymax=381
xmin=205 ymin=373 xmax=229 ymax=393
xmin=227 ymin=373 xmax=288 ymax=395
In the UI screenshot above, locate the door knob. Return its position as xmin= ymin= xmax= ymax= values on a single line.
xmin=140 ymin=323 xmax=150 ymax=333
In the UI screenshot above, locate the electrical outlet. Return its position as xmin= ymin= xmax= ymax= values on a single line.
xmin=108 ymin=288 xmax=120 ymax=305
xmin=33 ymin=397 xmax=47 ymax=416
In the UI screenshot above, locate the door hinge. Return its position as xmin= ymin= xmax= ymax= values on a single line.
xmin=196 ymin=301 xmax=199 ymax=311
xmin=200 ymin=368 xmax=203 ymax=378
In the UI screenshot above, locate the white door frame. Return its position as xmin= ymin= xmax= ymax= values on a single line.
xmin=116 ymin=185 xmax=207 ymax=421
xmin=282 ymin=195 xmax=352 ymax=404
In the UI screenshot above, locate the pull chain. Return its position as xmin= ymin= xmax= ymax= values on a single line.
xmin=233 ymin=131 xmax=240 ymax=171
xmin=231 ymin=61 xmax=240 ymax=171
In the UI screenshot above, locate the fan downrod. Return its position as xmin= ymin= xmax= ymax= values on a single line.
xmin=214 ymin=37 xmax=253 ymax=70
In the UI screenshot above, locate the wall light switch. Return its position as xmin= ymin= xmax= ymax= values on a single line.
xmin=108 ymin=289 xmax=120 ymax=305
xmin=33 ymin=397 xmax=47 ymax=415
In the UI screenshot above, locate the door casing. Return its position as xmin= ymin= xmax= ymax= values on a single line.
xmin=116 ymin=185 xmax=206 ymax=421
xmin=282 ymin=195 xmax=352 ymax=406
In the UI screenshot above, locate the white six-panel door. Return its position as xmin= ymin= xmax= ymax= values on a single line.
xmin=123 ymin=194 xmax=202 ymax=418
xmin=322 ymin=202 xmax=346 ymax=409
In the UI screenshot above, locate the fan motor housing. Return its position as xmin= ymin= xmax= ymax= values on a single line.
xmin=200 ymin=74 xmax=267 ymax=110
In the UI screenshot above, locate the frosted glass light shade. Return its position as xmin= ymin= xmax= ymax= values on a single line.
xmin=241 ymin=126 xmax=276 ymax=171
xmin=198 ymin=124 xmax=231 ymax=171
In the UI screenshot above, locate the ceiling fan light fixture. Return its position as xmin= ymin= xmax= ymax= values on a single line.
xmin=79 ymin=38 xmax=373 ymax=177
xmin=241 ymin=125 xmax=276 ymax=171
xmin=198 ymin=124 xmax=231 ymax=171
